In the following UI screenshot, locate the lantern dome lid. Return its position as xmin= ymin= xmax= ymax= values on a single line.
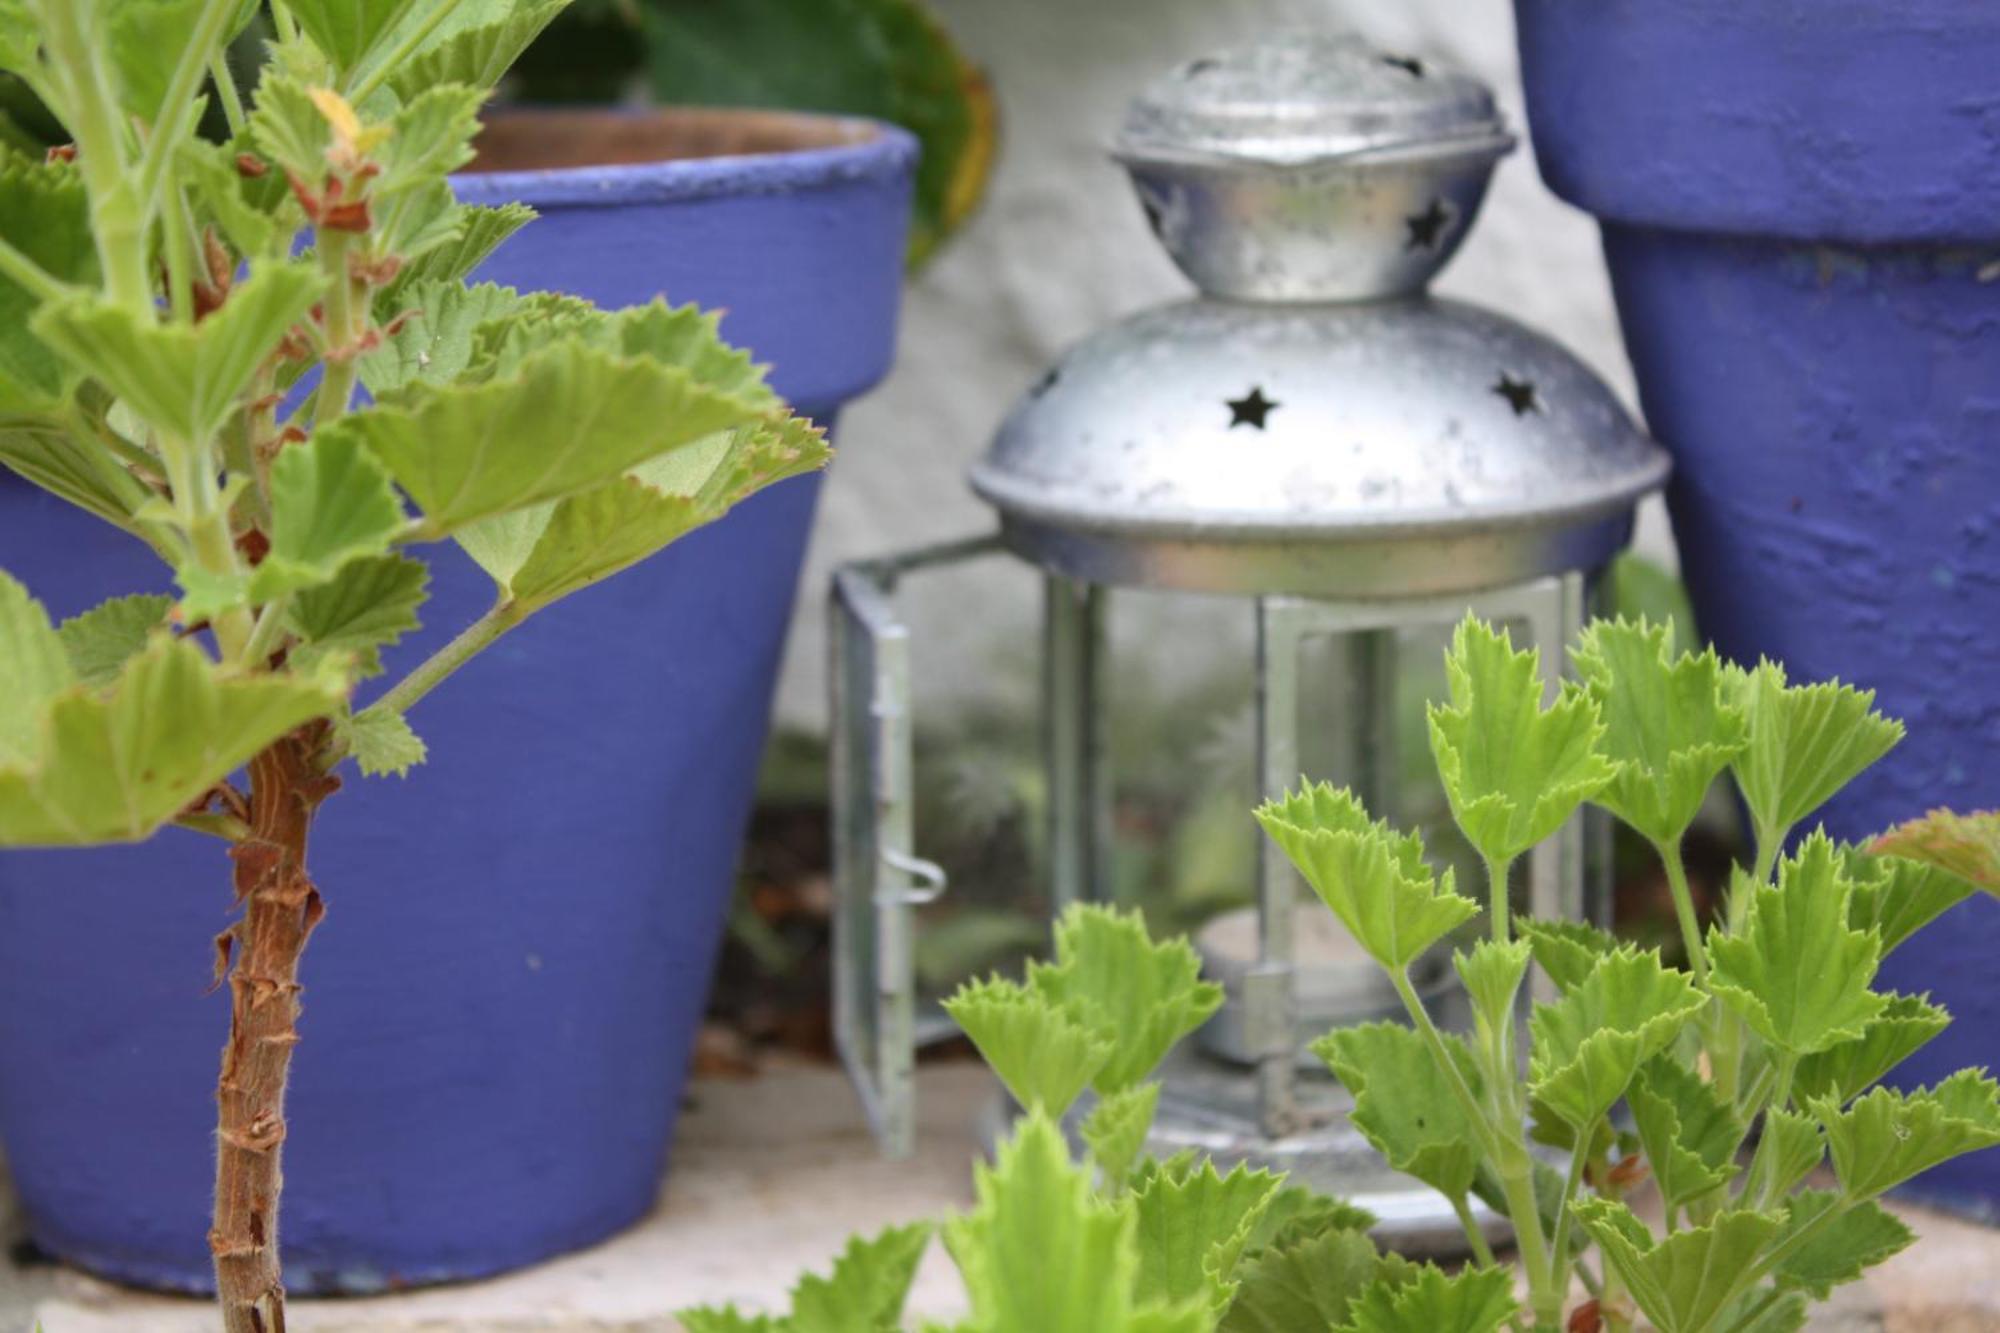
xmin=968 ymin=297 xmax=1670 ymax=598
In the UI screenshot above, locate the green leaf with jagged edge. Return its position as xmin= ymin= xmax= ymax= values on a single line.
xmin=373 ymin=85 xmax=485 ymax=194
xmin=0 ymin=0 xmax=32 ymax=69
xmin=1454 ymin=938 xmax=1530 ymax=1050
xmin=1573 ymin=1200 xmax=1782 ymax=1333
xmin=1572 ymin=617 xmax=1747 ymax=846
xmin=0 ymin=637 xmax=343 ymax=846
xmin=286 ymin=552 xmax=428 ymax=677
xmin=1220 ymin=1227 xmax=1408 ymax=1333
xmin=1238 ymin=1187 xmax=1376 ymax=1257
xmin=1628 ymin=1056 xmax=1743 ymax=1212
xmin=1256 ymin=782 xmax=1477 ymax=972
xmin=1869 ymin=807 xmax=2000 ymax=899
xmin=1812 ymin=1070 xmax=2000 ymax=1200
xmin=1842 ymin=844 xmax=1979 ymax=958
xmin=248 ymin=74 xmax=335 ymax=185
xmin=376 ymin=203 xmax=535 ymax=312
xmin=1709 ymin=833 xmax=1887 ymax=1056
xmin=377 ymin=0 xmax=570 ymax=103
xmin=334 ymin=706 xmax=424 ymax=778
xmin=248 ymin=427 xmax=406 ymax=602
xmin=105 ymin=0 xmax=210 ymax=121
xmin=942 ymin=976 xmax=1109 ymax=1116
xmin=1770 ymin=1190 xmax=1913 ymax=1301
xmin=0 ymin=155 xmax=97 ymax=411
xmin=1314 ymin=1021 xmax=1483 ymax=1202
xmin=474 ymin=297 xmax=776 ymax=404
xmin=178 ymin=139 xmax=285 ymax=260
xmin=362 ymin=281 xmax=522 ymax=395
xmin=0 ymin=418 xmax=161 ymax=536
xmin=1427 ymin=615 xmax=1614 ymax=869
xmin=56 ymin=593 xmax=175 ymax=688
xmin=1338 ymin=1264 xmax=1516 ymax=1333
xmin=786 ymin=1221 xmax=933 ymax=1332
xmin=1516 ymin=917 xmax=1620 ymax=994
xmin=944 ymin=1111 xmax=1210 ymax=1333
xmin=1028 ymin=904 xmax=1224 ymax=1094
xmin=1748 ymin=1108 xmax=1825 ymax=1202
xmin=1129 ymin=1160 xmax=1282 ymax=1314
xmin=327 ymin=338 xmax=778 ymax=535
xmin=286 ymin=0 xmax=425 ymax=70
xmin=1527 ymin=947 xmax=1703 ymax=1131
xmin=1794 ymin=992 xmax=1950 ymax=1106
xmin=0 ymin=572 xmax=73 ymax=767
xmin=679 ymin=1311 xmax=780 ymax=1333
xmin=33 ymin=263 xmax=324 ymax=446
xmin=1082 ymin=1083 xmax=1159 ymax=1194
xmin=1725 ymin=659 xmax=1903 ymax=848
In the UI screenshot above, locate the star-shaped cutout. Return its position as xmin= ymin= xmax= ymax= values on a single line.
xmin=1227 ymin=387 xmax=1279 ymax=430
xmin=1381 ymin=54 xmax=1425 ymax=78
xmin=1493 ymin=373 xmax=1542 ymax=417
xmin=1404 ymin=199 xmax=1452 ymax=252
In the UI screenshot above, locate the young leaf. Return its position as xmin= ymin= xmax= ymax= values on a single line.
xmin=0 ymin=638 xmax=342 ymax=846
xmin=381 ymin=0 xmax=569 ymax=101
xmin=1220 ymin=1226 xmax=1400 ymax=1333
xmin=1708 ymin=833 xmax=1887 ymax=1056
xmin=1516 ymin=917 xmax=1620 ymax=994
xmin=335 ymin=707 xmax=425 ymax=778
xmin=1314 ymin=1021 xmax=1483 ymax=1201
xmin=1256 ymin=783 xmax=1478 ymax=971
xmin=1868 ymin=807 xmax=2000 ymax=899
xmin=1426 ymin=616 xmax=1613 ymax=868
xmin=942 ymin=976 xmax=1110 ymax=1116
xmin=286 ymin=552 xmax=429 ymax=676
xmin=1770 ymin=1190 xmax=1913 ymax=1300
xmin=0 ymin=572 xmax=74 ymax=766
xmin=1527 ymin=948 xmax=1703 ymax=1131
xmin=1082 ymin=1083 xmax=1159 ymax=1194
xmin=1793 ymin=992 xmax=1950 ymax=1106
xmin=1029 ymin=904 xmax=1224 ymax=1093
xmin=1454 ymin=939 xmax=1530 ymax=1046
xmin=1813 ymin=1070 xmax=2000 ymax=1199
xmin=376 ymin=202 xmax=535 ymax=310
xmin=1842 ymin=845 xmax=1980 ymax=957
xmin=375 ymin=84 xmax=486 ymax=194
xmin=363 ymin=280 xmax=522 ymax=395
xmin=1572 ymin=1199 xmax=1782 ymax=1333
xmin=56 ymin=593 xmax=176 ymax=688
xmin=0 ymin=155 xmax=97 ymax=411
xmin=248 ymin=74 xmax=336 ymax=184
xmin=1129 ymin=1160 xmax=1282 ymax=1314
xmin=1337 ymin=1264 xmax=1516 ymax=1333
xmin=788 ymin=1221 xmax=933 ymax=1333
xmin=1751 ymin=1109 xmax=1826 ymax=1201
xmin=286 ymin=0 xmax=425 ymax=71
xmin=1628 ymin=1056 xmax=1743 ymax=1212
xmin=1239 ymin=1187 xmax=1376 ymax=1257
xmin=1572 ymin=617 xmax=1747 ymax=845
xmin=253 ymin=429 xmax=406 ymax=599
xmin=1726 ymin=660 xmax=1903 ymax=847
xmin=179 ymin=139 xmax=285 ymax=260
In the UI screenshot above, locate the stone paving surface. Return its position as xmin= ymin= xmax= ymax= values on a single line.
xmin=4 ymin=1062 xmax=1996 ymax=1331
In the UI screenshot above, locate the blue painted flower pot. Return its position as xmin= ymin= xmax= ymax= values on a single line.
xmin=1514 ymin=0 xmax=2000 ymax=1215
xmin=0 ymin=109 xmax=914 ymax=1290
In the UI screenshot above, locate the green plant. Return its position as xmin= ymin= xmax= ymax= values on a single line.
xmin=1260 ymin=615 xmax=2000 ymax=1332
xmin=0 ymin=2 xmax=825 ymax=1327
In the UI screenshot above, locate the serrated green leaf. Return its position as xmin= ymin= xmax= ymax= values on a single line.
xmin=33 ymin=263 xmax=324 ymax=445
xmin=0 ymin=418 xmax=160 ymax=534
xmin=1628 ymin=1056 xmax=1743 ymax=1211
xmin=1528 ymin=947 xmax=1703 ymax=1130
xmin=1869 ymin=807 xmax=2000 ymax=899
xmin=251 ymin=428 xmax=406 ymax=600
xmin=1314 ymin=1021 xmax=1483 ymax=1201
xmin=1082 ymin=1083 xmax=1159 ymax=1194
xmin=1842 ymin=844 xmax=1979 ymax=958
xmin=1517 ymin=917 xmax=1620 ymax=994
xmin=1029 ymin=904 xmax=1223 ymax=1094
xmin=56 ymin=593 xmax=175 ymax=689
xmin=1256 ymin=782 xmax=1477 ymax=971
xmin=0 ymin=572 xmax=74 ymax=767
xmin=1337 ymin=1264 xmax=1515 ymax=1333
xmin=1709 ymin=833 xmax=1887 ymax=1056
xmin=1130 ymin=1160 xmax=1281 ymax=1314
xmin=1427 ymin=616 xmax=1614 ymax=868
xmin=248 ymin=73 xmax=333 ymax=183
xmin=286 ymin=0 xmax=424 ymax=70
xmin=364 ymin=280 xmax=522 ymax=395
xmin=1813 ymin=1070 xmax=2000 ymax=1199
xmin=1794 ymin=992 xmax=1950 ymax=1106
xmin=1750 ymin=1108 xmax=1825 ymax=1201
xmin=1573 ymin=1200 xmax=1782 ymax=1333
xmin=677 ymin=1310 xmax=780 ymax=1333
xmin=375 ymin=84 xmax=484 ymax=193
xmin=0 ymin=155 xmax=97 ymax=410
xmin=178 ymin=138 xmax=284 ymax=259
xmin=106 ymin=0 xmax=208 ymax=120
xmin=336 ymin=706 xmax=424 ymax=778
xmin=789 ymin=1221 xmax=932 ymax=1333
xmin=1770 ymin=1190 xmax=1912 ymax=1300
xmin=0 ymin=0 xmax=33 ymax=70
xmin=382 ymin=0 xmax=568 ymax=101
xmin=286 ymin=552 xmax=428 ymax=676
xmin=0 ymin=638 xmax=342 ymax=846
xmin=1726 ymin=659 xmax=1903 ymax=846
xmin=1220 ymin=1226 xmax=1397 ymax=1333
xmin=377 ymin=202 xmax=534 ymax=310
xmin=1238 ymin=1187 xmax=1376 ymax=1258
xmin=942 ymin=976 xmax=1109 ymax=1116
xmin=1453 ymin=939 xmax=1530 ymax=1046
xmin=1573 ymin=617 xmax=1747 ymax=845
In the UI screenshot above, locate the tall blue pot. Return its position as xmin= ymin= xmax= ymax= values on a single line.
xmin=0 ymin=110 xmax=915 ymax=1291
xmin=1514 ymin=0 xmax=2000 ymax=1215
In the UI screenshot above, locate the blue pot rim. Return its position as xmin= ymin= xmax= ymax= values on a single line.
xmin=450 ymin=108 xmax=920 ymax=212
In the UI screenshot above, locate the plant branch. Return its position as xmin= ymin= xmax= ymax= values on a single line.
xmin=1486 ymin=851 xmax=1516 ymax=944
xmin=134 ymin=0 xmax=244 ymax=220
xmin=209 ymin=50 xmax=247 ymax=139
xmin=1655 ymin=835 xmax=1709 ymax=985
xmin=1450 ymin=1193 xmax=1498 ymax=1269
xmin=364 ymin=600 xmax=522 ymax=723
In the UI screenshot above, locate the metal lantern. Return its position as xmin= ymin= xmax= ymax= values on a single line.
xmin=829 ymin=31 xmax=1669 ymax=1250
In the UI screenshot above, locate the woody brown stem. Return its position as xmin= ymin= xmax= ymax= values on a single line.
xmin=210 ymin=725 xmax=338 ymax=1333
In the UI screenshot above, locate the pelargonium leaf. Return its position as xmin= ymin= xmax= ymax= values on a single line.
xmin=1527 ymin=947 xmax=1703 ymax=1131
xmin=1517 ymin=917 xmax=1620 ymax=994
xmin=105 ymin=0 xmax=208 ymax=121
xmin=1770 ymin=1190 xmax=1913 ymax=1300
xmin=1841 ymin=843 xmax=1979 ymax=957
xmin=0 ymin=571 xmax=75 ymax=767
xmin=1628 ymin=1056 xmax=1743 ymax=1212
xmin=1453 ymin=939 xmax=1530 ymax=1049
xmin=1812 ymin=1070 xmax=2000 ymax=1199
xmin=1868 ymin=807 xmax=2000 ymax=899
xmin=1573 ymin=617 xmax=1746 ymax=846
xmin=1220 ymin=1227 xmax=1402 ymax=1333
xmin=1314 ymin=1021 xmax=1483 ymax=1202
xmin=1129 ymin=1160 xmax=1282 ymax=1315
xmin=1238 ymin=1187 xmax=1376 ymax=1257
xmin=1337 ymin=1264 xmax=1516 ymax=1333
xmin=0 ymin=154 xmax=97 ymax=412
xmin=363 ymin=280 xmax=522 ymax=395
xmin=286 ymin=0 xmax=425 ymax=70
xmin=1426 ymin=616 xmax=1613 ymax=868
xmin=381 ymin=0 xmax=569 ymax=102
xmin=677 ymin=1309 xmax=779 ymax=1333
xmin=0 ymin=418 xmax=158 ymax=535
xmin=1572 ymin=1199 xmax=1782 ymax=1333
xmin=251 ymin=428 xmax=406 ymax=600
xmin=377 ymin=203 xmax=535 ymax=312
xmin=1029 ymin=904 xmax=1223 ymax=1094
xmin=1793 ymin=992 xmax=1950 ymax=1106
xmin=1256 ymin=782 xmax=1477 ymax=972
xmin=56 ymin=593 xmax=175 ymax=689
xmin=942 ymin=975 xmax=1110 ymax=1116
xmin=1725 ymin=659 xmax=1903 ymax=846
xmin=1751 ymin=1109 xmax=1826 ymax=1202
xmin=1081 ymin=1083 xmax=1159 ymax=1194
xmin=335 ymin=706 xmax=424 ymax=778
xmin=286 ymin=552 xmax=428 ymax=677
xmin=788 ymin=1221 xmax=933 ymax=1333
xmin=1709 ymin=833 xmax=1887 ymax=1056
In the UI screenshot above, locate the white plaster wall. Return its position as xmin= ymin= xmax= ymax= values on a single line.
xmin=772 ymin=0 xmax=1671 ymax=727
